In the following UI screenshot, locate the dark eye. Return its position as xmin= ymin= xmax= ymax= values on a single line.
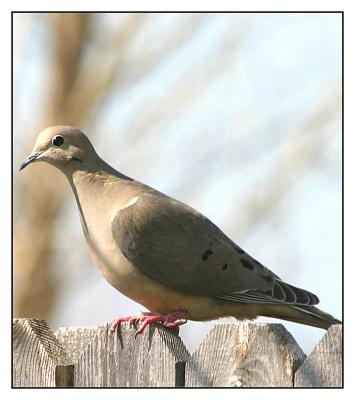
xmin=52 ymin=135 xmax=64 ymax=146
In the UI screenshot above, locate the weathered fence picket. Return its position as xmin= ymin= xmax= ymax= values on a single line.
xmin=55 ymin=322 xmax=188 ymax=387
xmin=294 ymin=324 xmax=342 ymax=387
xmin=12 ymin=318 xmax=342 ymax=388
xmin=186 ymin=323 xmax=306 ymax=386
xmin=12 ymin=319 xmax=73 ymax=387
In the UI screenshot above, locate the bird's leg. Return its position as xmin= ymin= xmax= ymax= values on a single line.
xmin=110 ymin=309 xmax=188 ymax=335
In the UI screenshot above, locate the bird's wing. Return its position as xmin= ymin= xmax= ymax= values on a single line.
xmin=111 ymin=190 xmax=318 ymax=306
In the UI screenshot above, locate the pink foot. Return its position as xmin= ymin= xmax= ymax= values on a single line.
xmin=110 ymin=309 xmax=188 ymax=336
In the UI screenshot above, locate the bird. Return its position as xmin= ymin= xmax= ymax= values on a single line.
xmin=20 ymin=126 xmax=341 ymax=334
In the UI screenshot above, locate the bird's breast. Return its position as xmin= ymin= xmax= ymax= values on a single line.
xmin=83 ymin=218 xmax=135 ymax=288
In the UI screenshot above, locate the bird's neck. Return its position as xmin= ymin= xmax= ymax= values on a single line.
xmin=63 ymin=154 xmax=130 ymax=178
xmin=64 ymin=160 xmax=132 ymax=235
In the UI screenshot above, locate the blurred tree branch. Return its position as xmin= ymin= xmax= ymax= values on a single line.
xmin=14 ymin=14 xmax=92 ymax=319
xmin=14 ymin=13 xmax=148 ymax=319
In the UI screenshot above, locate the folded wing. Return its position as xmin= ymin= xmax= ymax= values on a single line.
xmin=112 ymin=190 xmax=319 ymax=306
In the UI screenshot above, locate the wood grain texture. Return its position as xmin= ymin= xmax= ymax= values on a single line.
xmin=55 ymin=326 xmax=99 ymax=362
xmin=294 ymin=324 xmax=342 ymax=387
xmin=12 ymin=319 xmax=73 ymax=387
xmin=59 ymin=322 xmax=190 ymax=387
xmin=12 ymin=319 xmax=343 ymax=387
xmin=186 ymin=322 xmax=306 ymax=387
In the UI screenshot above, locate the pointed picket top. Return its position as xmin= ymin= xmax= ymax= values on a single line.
xmin=294 ymin=324 xmax=342 ymax=387
xmin=186 ymin=322 xmax=306 ymax=387
xmin=13 ymin=319 xmax=73 ymax=387
xmin=12 ymin=319 xmax=342 ymax=387
xmin=57 ymin=322 xmax=189 ymax=387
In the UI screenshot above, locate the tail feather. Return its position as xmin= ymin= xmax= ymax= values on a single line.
xmin=261 ymin=304 xmax=341 ymax=330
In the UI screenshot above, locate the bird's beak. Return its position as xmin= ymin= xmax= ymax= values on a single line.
xmin=19 ymin=151 xmax=42 ymax=171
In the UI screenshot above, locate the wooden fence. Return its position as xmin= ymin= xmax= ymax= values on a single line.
xmin=12 ymin=318 xmax=342 ymax=387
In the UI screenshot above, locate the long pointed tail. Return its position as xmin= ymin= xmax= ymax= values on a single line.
xmin=261 ymin=304 xmax=341 ymax=330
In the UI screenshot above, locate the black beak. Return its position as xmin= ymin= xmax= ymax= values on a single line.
xmin=19 ymin=152 xmax=42 ymax=171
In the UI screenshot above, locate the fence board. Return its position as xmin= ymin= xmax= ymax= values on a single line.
xmin=12 ymin=319 xmax=342 ymax=387
xmin=186 ymin=323 xmax=306 ymax=387
xmin=12 ymin=319 xmax=73 ymax=387
xmin=294 ymin=324 xmax=342 ymax=387
xmin=55 ymin=326 xmax=99 ymax=362
xmin=56 ymin=322 xmax=189 ymax=387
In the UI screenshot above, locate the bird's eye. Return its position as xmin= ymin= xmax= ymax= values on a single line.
xmin=52 ymin=135 xmax=64 ymax=147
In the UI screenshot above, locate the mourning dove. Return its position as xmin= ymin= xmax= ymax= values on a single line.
xmin=20 ymin=126 xmax=340 ymax=333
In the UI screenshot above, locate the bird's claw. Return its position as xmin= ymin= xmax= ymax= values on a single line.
xmin=111 ymin=309 xmax=188 ymax=337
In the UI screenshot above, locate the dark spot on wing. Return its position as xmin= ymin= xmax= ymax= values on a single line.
xmin=234 ymin=245 xmax=245 ymax=254
xmin=240 ymin=258 xmax=254 ymax=270
xmin=222 ymin=263 xmax=228 ymax=271
xmin=202 ymin=249 xmax=213 ymax=261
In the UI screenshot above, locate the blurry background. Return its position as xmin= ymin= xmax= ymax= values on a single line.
xmin=13 ymin=12 xmax=342 ymax=354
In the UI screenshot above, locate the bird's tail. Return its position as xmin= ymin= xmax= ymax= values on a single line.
xmin=260 ymin=304 xmax=341 ymax=330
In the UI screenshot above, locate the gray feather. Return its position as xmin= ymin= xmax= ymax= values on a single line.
xmin=112 ymin=190 xmax=319 ymax=306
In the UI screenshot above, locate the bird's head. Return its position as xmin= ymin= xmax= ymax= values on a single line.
xmin=20 ymin=126 xmax=96 ymax=172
